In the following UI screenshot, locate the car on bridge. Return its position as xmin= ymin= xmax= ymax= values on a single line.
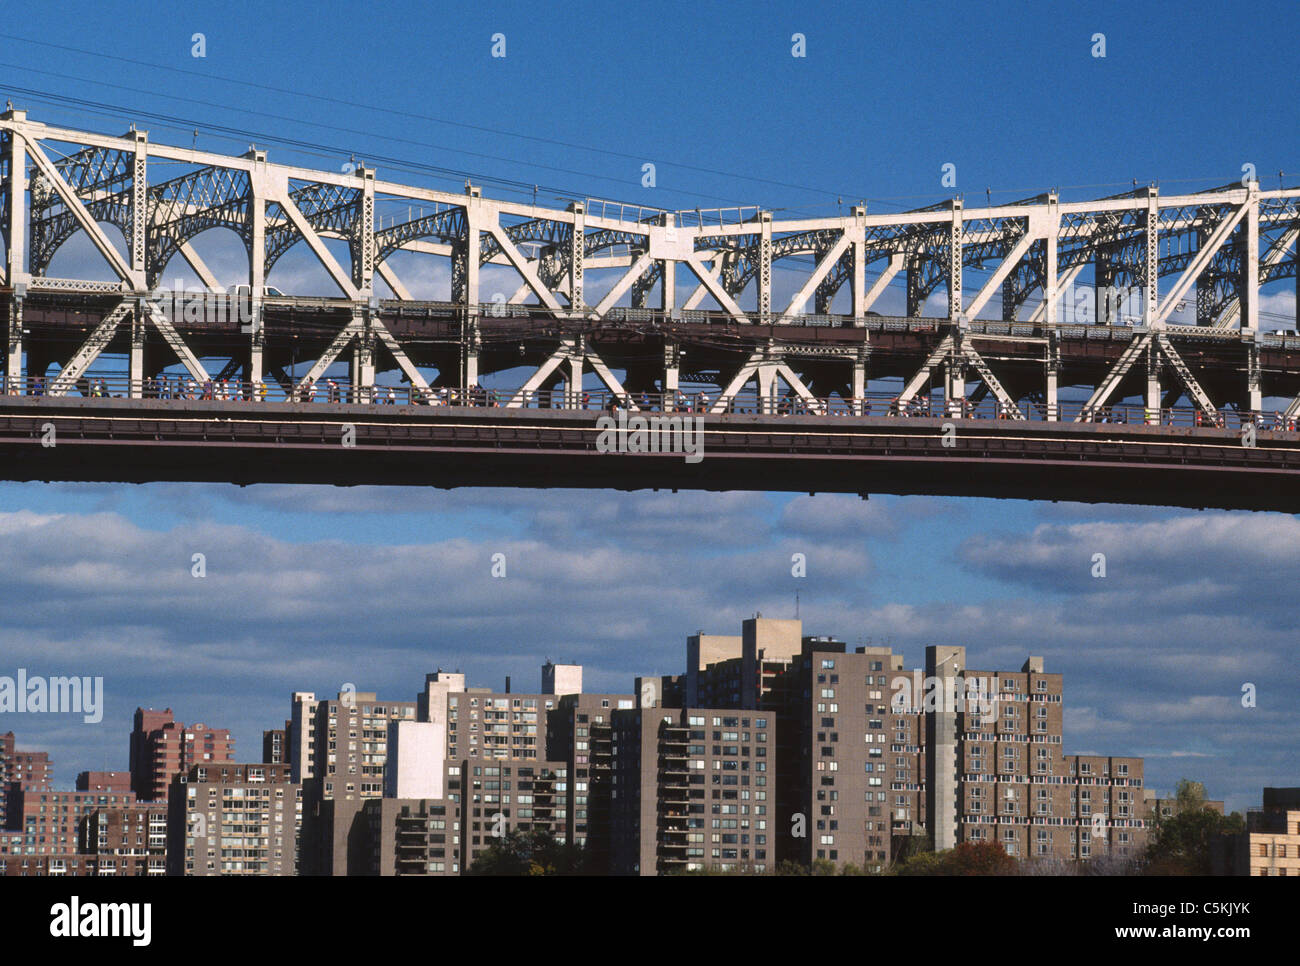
xmin=227 ymin=284 xmax=286 ymax=298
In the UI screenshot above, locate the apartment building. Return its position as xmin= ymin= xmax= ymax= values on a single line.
xmin=4 ymin=786 xmax=138 ymax=855
xmin=1212 ymin=788 xmax=1300 ymax=876
xmin=263 ymin=724 xmax=290 ymax=765
xmin=686 ymin=618 xmax=802 ymax=709
xmin=296 ymin=689 xmax=417 ymax=873
xmin=292 ymin=691 xmax=416 ymax=798
xmin=1 ymin=733 xmax=52 ymax=830
xmin=128 ymin=708 xmax=235 ymax=801
xmin=85 ymin=802 xmax=169 ymax=876
xmin=682 ymin=620 xmax=1149 ymax=872
xmin=169 ymin=762 xmax=302 ymax=876
xmin=363 ymin=797 xmax=460 ymax=875
xmin=610 ymin=706 xmax=776 ymax=875
xmin=76 ymin=771 xmax=132 ymax=793
xmin=547 ymin=693 xmax=633 ymax=867
xmin=460 ymin=758 xmax=571 ymax=869
xmin=766 ymin=638 xmax=924 ymax=872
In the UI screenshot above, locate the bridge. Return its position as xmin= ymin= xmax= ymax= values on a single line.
xmin=1 ymin=110 xmax=1299 ymax=508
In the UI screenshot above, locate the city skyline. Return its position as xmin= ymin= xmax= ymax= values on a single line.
xmin=0 ymin=590 xmax=1276 ymax=814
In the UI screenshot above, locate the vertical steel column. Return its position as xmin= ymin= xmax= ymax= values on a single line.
xmin=1143 ymin=186 xmax=1159 ymax=328
xmin=851 ymin=347 xmax=868 ymax=415
xmin=946 ymin=201 xmax=965 ymax=415
xmin=1145 ymin=338 xmax=1161 ymax=424
xmin=354 ymin=167 xmax=375 ymax=295
xmin=568 ymin=201 xmax=584 ymax=313
xmin=567 ymin=337 xmax=584 ymax=408
xmin=352 ymin=169 xmax=377 ymax=398
xmin=850 ymin=205 xmax=866 ymax=324
xmin=1243 ymin=182 xmax=1261 ymax=412
xmin=1095 ymin=250 xmax=1114 ymax=326
xmin=1241 ymin=182 xmax=1260 ymax=336
xmin=128 ymin=129 xmax=148 ymax=397
xmin=758 ymin=211 xmax=772 ymax=323
xmin=1045 ymin=331 xmax=1059 ymax=421
xmin=246 ymin=148 xmax=267 ymax=385
xmin=2 ymin=112 xmax=26 ymax=289
xmin=460 ymin=185 xmax=482 ymax=392
xmin=947 ymin=328 xmax=967 ymax=417
xmin=663 ymin=342 xmax=679 ymax=411
xmin=349 ymin=308 xmax=374 ymax=398
xmin=5 ymin=294 xmax=21 ymax=393
xmin=3 ymin=115 xmax=26 ymax=390
xmin=1043 ymin=193 xmax=1060 ymax=420
xmin=948 ymin=199 xmax=963 ymax=321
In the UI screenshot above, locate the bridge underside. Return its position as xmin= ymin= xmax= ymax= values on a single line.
xmin=2 ymin=398 xmax=1297 ymax=512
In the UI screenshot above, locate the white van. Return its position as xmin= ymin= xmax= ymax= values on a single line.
xmin=228 ymin=284 xmax=286 ymax=298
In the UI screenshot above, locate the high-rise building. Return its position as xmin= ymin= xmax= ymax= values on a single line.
xmin=460 ymin=758 xmax=571 ymax=870
xmin=128 ymin=708 xmax=235 ymax=801
xmin=680 ymin=619 xmax=1150 ymax=872
xmin=297 ymin=691 xmax=416 ymax=800
xmin=169 ymin=762 xmax=301 ymax=876
xmin=295 ymin=689 xmax=416 ymax=874
xmin=770 ymin=638 xmax=924 ymax=872
xmin=85 ymin=802 xmax=168 ymax=875
xmin=547 ymin=693 xmax=634 ymax=868
xmin=686 ymin=618 xmax=802 ymax=709
xmin=262 ymin=723 xmax=290 ymax=765
xmin=1 ymin=731 xmax=53 ymax=828
xmin=609 ymin=706 xmax=776 ymax=875
xmin=363 ymin=797 xmax=459 ymax=875
xmin=6 ymin=787 xmax=138 ymax=855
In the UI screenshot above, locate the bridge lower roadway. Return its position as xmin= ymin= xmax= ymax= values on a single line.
xmin=1 ymin=390 xmax=1297 ymax=512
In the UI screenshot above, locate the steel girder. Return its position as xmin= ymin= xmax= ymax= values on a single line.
xmin=4 ymin=110 xmax=1300 ymax=420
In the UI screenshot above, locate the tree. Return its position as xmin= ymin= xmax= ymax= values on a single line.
xmin=894 ymin=842 xmax=1016 ymax=876
xmin=1143 ymin=778 xmax=1245 ymax=875
xmin=895 ymin=849 xmax=949 ymax=876
xmin=466 ymin=829 xmax=592 ymax=876
xmin=944 ymin=841 xmax=1017 ymax=875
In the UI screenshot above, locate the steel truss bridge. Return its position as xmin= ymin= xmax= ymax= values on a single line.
xmin=1 ymin=110 xmax=1299 ymax=509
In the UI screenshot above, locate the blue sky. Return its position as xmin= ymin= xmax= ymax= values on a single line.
xmin=0 ymin=0 xmax=1297 ymax=813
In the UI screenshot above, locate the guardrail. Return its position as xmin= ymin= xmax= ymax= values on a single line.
xmin=3 ymin=373 xmax=1297 ymax=432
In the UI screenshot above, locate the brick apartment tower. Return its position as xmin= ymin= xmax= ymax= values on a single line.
xmin=129 ymin=708 xmax=235 ymax=802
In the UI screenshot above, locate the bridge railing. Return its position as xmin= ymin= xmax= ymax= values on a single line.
xmin=2 ymin=374 xmax=1295 ymax=432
